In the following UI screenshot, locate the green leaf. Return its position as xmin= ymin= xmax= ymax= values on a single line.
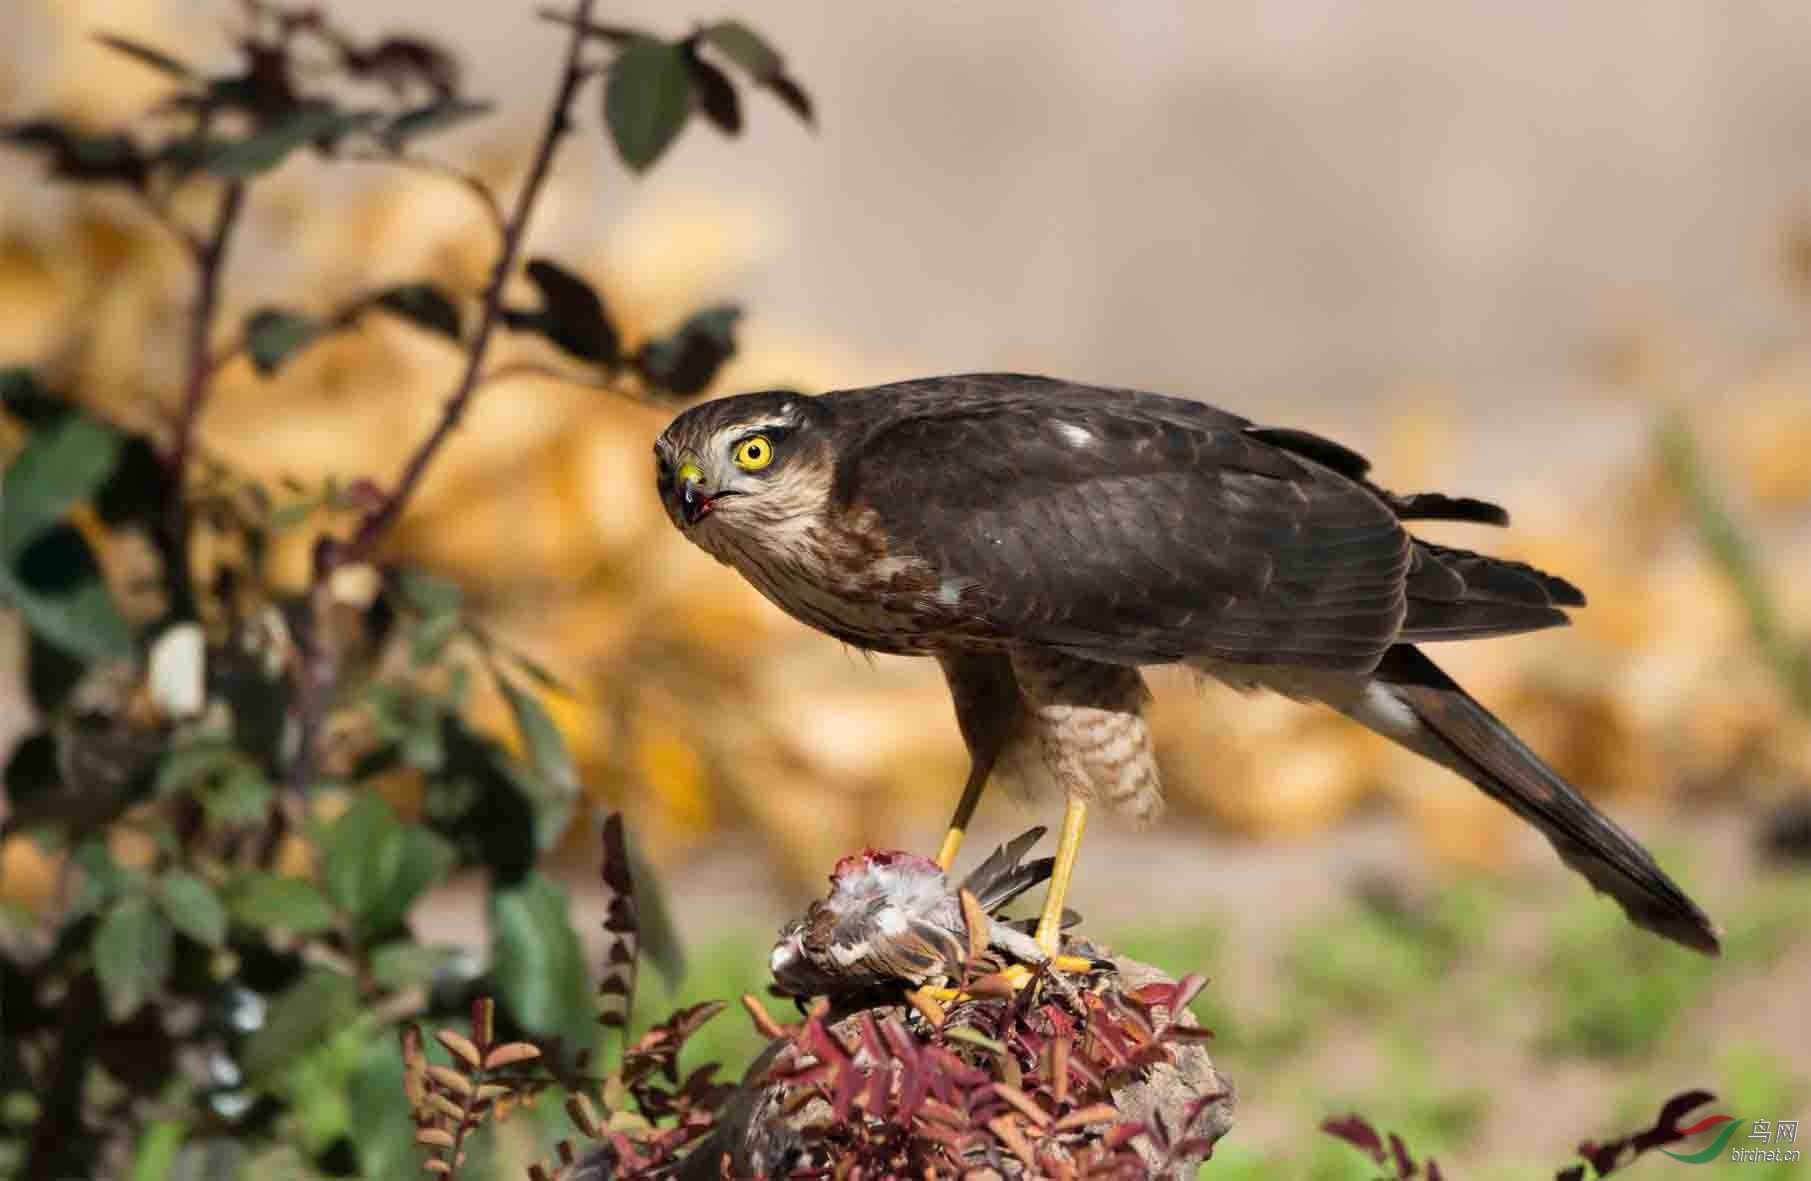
xmin=374 ymin=283 xmax=461 ymax=341
xmin=2 ymin=411 xmax=125 ymax=554
xmin=241 ymin=969 xmax=359 ymax=1085
xmin=2 ymin=524 xmax=133 ymax=661
xmin=411 ymin=609 xmax=460 ymax=666
xmin=686 ymin=50 xmax=742 ymax=136
xmin=205 ymin=762 xmax=274 ymax=825
xmin=91 ymin=32 xmax=197 ymax=79
xmin=2 ymin=119 xmax=149 ymax=187
xmin=156 ymin=739 xmax=244 ymax=795
xmin=635 ymin=304 xmax=741 ymax=396
xmin=155 ymin=871 xmax=228 ymax=948
xmin=226 ymin=872 xmax=336 ymax=934
xmin=72 ymin=838 xmax=146 ymax=911
xmin=94 ymin=895 xmax=173 ymax=1022
xmin=381 ymin=98 xmax=493 ymax=149
xmin=203 ymin=107 xmax=380 ymax=177
xmin=364 ymin=684 xmax=447 ymax=773
xmin=395 ymin=568 xmax=461 ymax=617
xmin=699 ymin=22 xmax=813 ymax=126
xmin=347 ymin=1035 xmax=417 ymax=1179
xmin=244 ymin=308 xmax=321 ymax=375
xmin=267 ymin=498 xmax=319 ymax=531
xmin=370 ymin=941 xmax=455 ymax=990
xmin=700 ymin=21 xmax=782 ymax=80
xmin=155 ymin=739 xmax=273 ymax=824
xmin=129 ymin=1117 xmax=185 ymax=1181
xmin=490 ymin=872 xmax=595 ymax=1053
xmin=323 ymin=793 xmax=454 ymax=936
xmin=604 ymin=37 xmax=693 ymax=172
xmin=501 ymin=258 xmax=619 ymax=364
xmin=942 ymin=1026 xmax=1006 ymax=1055
xmin=497 ymin=676 xmax=579 ymax=849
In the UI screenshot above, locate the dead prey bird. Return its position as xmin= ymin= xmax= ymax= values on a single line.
xmin=770 ymin=828 xmax=1085 ymax=998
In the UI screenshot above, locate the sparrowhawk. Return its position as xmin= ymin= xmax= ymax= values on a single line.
xmin=654 ymin=373 xmax=1720 ymax=958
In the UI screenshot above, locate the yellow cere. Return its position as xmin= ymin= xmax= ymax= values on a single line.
xmin=676 ymin=460 xmax=703 ymax=484
xmin=734 ymin=434 xmax=775 ymax=470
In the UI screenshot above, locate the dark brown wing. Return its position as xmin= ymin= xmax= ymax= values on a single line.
xmin=826 ymin=375 xmax=1411 ymax=671
xmin=1398 ymin=542 xmax=1584 ymax=641
xmin=825 ymin=374 xmax=1583 ymax=668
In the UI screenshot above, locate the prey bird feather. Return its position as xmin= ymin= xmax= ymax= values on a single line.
xmin=656 ymin=373 xmax=1721 ymax=957
xmin=769 ymin=827 xmax=1077 ymax=998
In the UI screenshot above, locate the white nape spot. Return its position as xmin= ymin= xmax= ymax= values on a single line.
xmin=1055 ymin=423 xmax=1095 ymax=449
xmin=830 ymin=940 xmax=870 ymax=967
xmin=1359 ymin=681 xmax=1420 ymax=739
xmin=938 ymin=578 xmax=972 ymax=606
xmin=876 ymin=907 xmax=909 ymax=937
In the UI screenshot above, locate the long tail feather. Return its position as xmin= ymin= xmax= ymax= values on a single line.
xmin=1357 ymin=645 xmax=1721 ymax=955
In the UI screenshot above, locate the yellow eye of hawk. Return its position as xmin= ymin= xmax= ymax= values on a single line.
xmin=734 ymin=435 xmax=774 ymax=470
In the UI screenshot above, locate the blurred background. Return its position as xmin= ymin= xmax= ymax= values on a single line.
xmin=4 ymin=1 xmax=1810 ymax=1175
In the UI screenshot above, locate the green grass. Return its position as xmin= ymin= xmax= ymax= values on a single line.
xmin=1286 ymin=878 xmax=1497 ymax=1019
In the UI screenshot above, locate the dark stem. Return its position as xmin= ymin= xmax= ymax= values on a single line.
xmin=20 ymin=976 xmax=104 ymax=1180
xmin=285 ymin=539 xmax=343 ymax=793
xmin=335 ymin=0 xmax=599 ymax=568
xmin=163 ymin=178 xmax=247 ymax=620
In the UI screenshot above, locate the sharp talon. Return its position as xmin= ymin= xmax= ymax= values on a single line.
xmin=918 ymin=963 xmax=1039 ymax=1008
xmin=999 ymin=964 xmax=1035 ymax=990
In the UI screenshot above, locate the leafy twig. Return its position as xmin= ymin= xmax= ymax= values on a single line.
xmin=285 ymin=0 xmax=598 ymax=794
xmin=332 ymin=0 xmax=600 ymax=569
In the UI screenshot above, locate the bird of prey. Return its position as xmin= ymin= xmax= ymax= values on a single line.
xmin=770 ymin=827 xmax=1077 ymax=998
xmin=655 ymin=373 xmax=1721 ymax=959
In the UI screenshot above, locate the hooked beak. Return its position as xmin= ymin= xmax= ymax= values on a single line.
xmin=676 ymin=462 xmax=714 ymax=526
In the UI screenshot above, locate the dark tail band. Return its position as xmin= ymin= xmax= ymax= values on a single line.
xmin=1371 ymin=645 xmax=1721 ymax=956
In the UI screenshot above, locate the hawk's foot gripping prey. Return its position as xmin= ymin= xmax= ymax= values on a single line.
xmin=769 ymin=827 xmax=1097 ymax=1002
xmin=658 ymin=373 xmax=1723 ymax=957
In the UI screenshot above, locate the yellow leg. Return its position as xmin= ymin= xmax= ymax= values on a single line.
xmin=1034 ymin=796 xmax=1088 ymax=956
xmin=934 ymin=760 xmax=992 ymax=870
